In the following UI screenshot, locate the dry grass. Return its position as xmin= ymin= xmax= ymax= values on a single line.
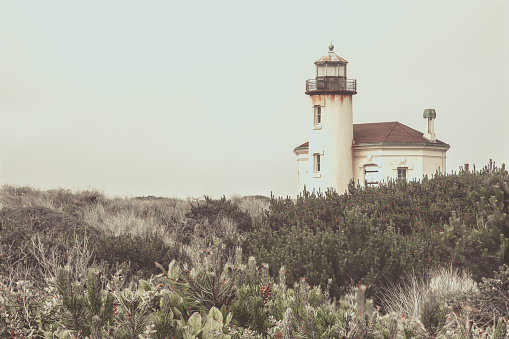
xmin=428 ymin=266 xmax=478 ymax=297
xmin=0 ymin=186 xmax=269 ymax=236
xmin=0 ymin=184 xmax=270 ymax=287
xmin=0 ymin=184 xmax=105 ymax=210
xmin=229 ymin=195 xmax=270 ymax=220
xmin=0 ymin=184 xmax=192 ymax=243
xmin=380 ymin=265 xmax=478 ymax=319
xmin=0 ymin=185 xmax=270 ymax=267
xmin=30 ymin=232 xmax=93 ymax=284
xmin=236 ymin=195 xmax=270 ymax=220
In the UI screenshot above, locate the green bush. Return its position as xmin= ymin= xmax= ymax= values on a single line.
xmin=56 ymin=269 xmax=114 ymax=337
xmin=244 ymin=163 xmax=509 ymax=299
xmin=95 ymin=233 xmax=186 ymax=281
xmin=186 ymin=196 xmax=254 ymax=233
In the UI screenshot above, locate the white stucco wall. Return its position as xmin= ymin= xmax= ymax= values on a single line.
xmin=307 ymin=94 xmax=353 ymax=194
xmin=353 ymin=144 xmax=449 ymax=186
xmin=296 ymin=144 xmax=449 ymax=194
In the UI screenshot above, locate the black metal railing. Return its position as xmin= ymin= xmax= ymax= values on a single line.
xmin=306 ymin=77 xmax=357 ymax=93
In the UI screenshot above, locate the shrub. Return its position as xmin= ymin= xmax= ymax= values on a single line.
xmin=0 ymin=206 xmax=100 ymax=287
xmin=95 ymin=233 xmax=186 ymax=281
xmin=56 ymin=268 xmax=114 ymax=337
xmin=244 ymin=163 xmax=508 ymax=299
xmin=0 ymin=206 xmax=100 ymax=240
xmin=186 ymin=196 xmax=253 ymax=233
xmin=477 ymin=264 xmax=509 ymax=319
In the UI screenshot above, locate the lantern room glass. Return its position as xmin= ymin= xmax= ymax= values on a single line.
xmin=317 ymin=64 xmax=326 ymax=77
xmin=316 ymin=63 xmax=346 ymax=77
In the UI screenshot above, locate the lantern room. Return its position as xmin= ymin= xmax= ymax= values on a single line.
xmin=315 ymin=43 xmax=348 ymax=78
xmin=305 ymin=43 xmax=357 ymax=95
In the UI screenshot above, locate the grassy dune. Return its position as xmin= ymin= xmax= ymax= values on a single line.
xmin=1 ymin=163 xmax=508 ymax=337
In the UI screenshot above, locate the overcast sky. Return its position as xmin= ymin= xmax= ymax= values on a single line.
xmin=1 ymin=1 xmax=507 ymax=199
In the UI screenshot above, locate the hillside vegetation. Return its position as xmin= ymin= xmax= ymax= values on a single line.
xmin=247 ymin=161 xmax=508 ymax=298
xmin=0 ymin=161 xmax=508 ymax=338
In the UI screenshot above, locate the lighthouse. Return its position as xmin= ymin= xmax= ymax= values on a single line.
xmin=304 ymin=43 xmax=357 ymax=194
xmin=294 ymin=45 xmax=450 ymax=194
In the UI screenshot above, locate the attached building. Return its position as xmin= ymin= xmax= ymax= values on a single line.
xmin=294 ymin=45 xmax=450 ymax=194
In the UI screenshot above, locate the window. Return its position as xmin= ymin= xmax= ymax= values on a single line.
xmin=398 ymin=167 xmax=407 ymax=181
xmin=314 ymin=105 xmax=322 ymax=126
xmin=338 ymin=64 xmax=346 ymax=77
xmin=316 ymin=64 xmax=326 ymax=77
xmin=365 ymin=166 xmax=379 ymax=186
xmin=313 ymin=154 xmax=321 ymax=173
xmin=327 ymin=64 xmax=338 ymax=76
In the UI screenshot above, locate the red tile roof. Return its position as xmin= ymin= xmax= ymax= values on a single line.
xmin=295 ymin=121 xmax=448 ymax=149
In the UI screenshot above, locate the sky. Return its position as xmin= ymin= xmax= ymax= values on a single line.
xmin=1 ymin=1 xmax=507 ymax=199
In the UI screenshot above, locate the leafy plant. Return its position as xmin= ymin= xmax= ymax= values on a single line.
xmin=56 ymin=268 xmax=114 ymax=337
xmin=174 ymin=246 xmax=239 ymax=314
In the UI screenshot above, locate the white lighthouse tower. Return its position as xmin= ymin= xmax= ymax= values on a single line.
xmin=305 ymin=43 xmax=357 ymax=194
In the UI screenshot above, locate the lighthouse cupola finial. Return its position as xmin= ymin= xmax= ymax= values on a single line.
xmin=329 ymin=41 xmax=334 ymax=52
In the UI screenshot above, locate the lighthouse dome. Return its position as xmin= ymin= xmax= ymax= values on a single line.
xmin=315 ymin=44 xmax=349 ymax=64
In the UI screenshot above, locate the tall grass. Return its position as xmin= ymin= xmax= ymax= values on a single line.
xmin=0 ymin=185 xmax=105 ymax=209
xmin=0 ymin=185 xmax=269 ymax=240
xmin=230 ymin=194 xmax=270 ymax=221
xmin=0 ymin=184 xmax=270 ymax=287
xmin=379 ymin=265 xmax=478 ymax=319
